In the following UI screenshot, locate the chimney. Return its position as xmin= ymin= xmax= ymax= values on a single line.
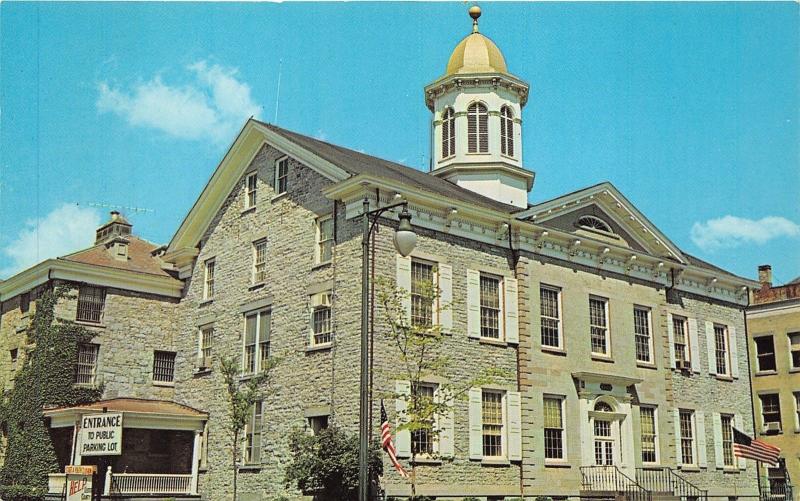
xmin=758 ymin=264 xmax=773 ymax=288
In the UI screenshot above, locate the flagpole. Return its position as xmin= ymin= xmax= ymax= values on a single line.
xmin=742 ymin=304 xmax=763 ymax=495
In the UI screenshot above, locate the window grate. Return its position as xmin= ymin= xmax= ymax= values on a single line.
xmin=152 ymin=351 xmax=176 ymax=383
xmin=480 ymin=275 xmax=501 ymax=339
xmin=482 ymin=390 xmax=503 ymax=457
xmin=540 ymin=286 xmax=561 ymax=348
xmin=634 ymin=307 xmax=651 ymax=363
xmin=75 ymin=343 xmax=99 ymax=384
xmin=77 ymin=286 xmax=105 ymax=323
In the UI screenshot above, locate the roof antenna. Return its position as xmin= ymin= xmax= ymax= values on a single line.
xmin=274 ymin=58 xmax=283 ymax=124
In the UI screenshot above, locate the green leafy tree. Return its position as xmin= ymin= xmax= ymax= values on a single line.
xmin=377 ymin=274 xmax=509 ymax=499
xmin=284 ymin=425 xmax=382 ymax=501
xmin=0 ymin=286 xmax=102 ymax=500
xmin=219 ymin=355 xmax=278 ymax=501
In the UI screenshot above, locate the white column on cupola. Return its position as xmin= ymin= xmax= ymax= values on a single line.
xmin=423 ymin=5 xmax=535 ymax=208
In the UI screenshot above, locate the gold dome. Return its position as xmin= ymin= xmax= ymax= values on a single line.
xmin=445 ymin=7 xmax=509 ymax=76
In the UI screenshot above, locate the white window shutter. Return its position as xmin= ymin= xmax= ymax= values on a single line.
xmin=735 ymin=414 xmax=746 ymax=470
xmin=507 ymin=391 xmax=522 ymax=461
xmin=674 ymin=409 xmax=682 ymax=464
xmin=468 ymin=387 xmax=483 ymax=459
xmin=467 ymin=270 xmax=481 ymax=339
xmin=729 ymin=326 xmax=739 ymax=378
xmin=396 ymin=255 xmax=412 ymax=323
xmin=705 ymin=321 xmax=716 ymax=375
xmin=712 ymin=412 xmax=724 ymax=469
xmin=696 ymin=411 xmax=707 ymax=468
xmin=438 ymin=389 xmax=455 ymax=458
xmin=667 ymin=313 xmax=676 ymax=368
xmin=395 ymin=380 xmax=411 ymax=458
xmin=438 ymin=263 xmax=453 ymax=333
xmin=504 ymin=277 xmax=519 ymax=344
xmin=688 ymin=318 xmax=701 ymax=373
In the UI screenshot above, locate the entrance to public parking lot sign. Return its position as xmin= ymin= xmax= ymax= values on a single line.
xmin=79 ymin=412 xmax=123 ymax=456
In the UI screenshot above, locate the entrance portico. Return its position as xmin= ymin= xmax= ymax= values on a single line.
xmin=43 ymin=398 xmax=207 ymax=498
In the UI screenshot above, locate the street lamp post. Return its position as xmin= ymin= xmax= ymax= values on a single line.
xmin=359 ymin=197 xmax=417 ymax=501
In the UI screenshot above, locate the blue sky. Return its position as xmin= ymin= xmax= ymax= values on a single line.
xmin=1 ymin=2 xmax=798 ymax=282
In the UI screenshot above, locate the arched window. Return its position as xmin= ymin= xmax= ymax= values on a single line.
xmin=578 ymin=216 xmax=613 ymax=234
xmin=467 ymin=102 xmax=489 ymax=153
xmin=441 ymin=108 xmax=455 ymax=158
xmin=594 ymin=401 xmax=614 ymax=413
xmin=500 ymin=106 xmax=514 ymax=156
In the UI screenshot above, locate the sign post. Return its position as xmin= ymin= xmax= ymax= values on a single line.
xmin=65 ymin=465 xmax=96 ymax=501
xmin=78 ymin=413 xmax=123 ymax=457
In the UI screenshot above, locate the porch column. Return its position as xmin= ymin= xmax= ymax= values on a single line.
xmin=71 ymin=416 xmax=82 ymax=466
xmin=190 ymin=430 xmax=202 ymax=495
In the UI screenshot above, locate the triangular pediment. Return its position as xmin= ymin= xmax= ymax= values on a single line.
xmin=517 ymin=182 xmax=687 ymax=264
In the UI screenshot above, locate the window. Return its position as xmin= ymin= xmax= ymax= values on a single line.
xmin=311 ymin=293 xmax=333 ymax=346
xmin=199 ymin=326 xmax=213 ymax=366
xmin=308 ymin=415 xmax=329 ymax=435
xmin=543 ymin=396 xmax=564 ymax=460
xmin=75 ymin=343 xmax=99 ymax=385
xmin=243 ymin=310 xmax=270 ymax=374
xmin=411 ymin=383 xmax=436 ymax=456
xmin=20 ymin=293 xmax=30 ymax=314
xmin=9 ymin=349 xmax=18 ymax=371
xmin=760 ymin=394 xmax=781 ymax=429
xmin=482 ymin=390 xmax=504 ymax=458
xmin=714 ymin=324 xmax=730 ymax=375
xmin=203 ymin=259 xmax=215 ymax=301
xmin=411 ymin=260 xmax=435 ymax=329
xmin=441 ymin=107 xmax=455 ymax=158
xmin=540 ymin=286 xmax=562 ymax=349
xmin=244 ymin=401 xmax=263 ymax=464
xmin=500 ymin=106 xmax=514 ymax=156
xmin=679 ymin=409 xmax=695 ymax=465
xmin=467 ymin=102 xmax=489 ymax=153
xmin=316 ymin=216 xmax=334 ymax=264
xmin=640 ymin=406 xmax=657 ymax=463
xmin=275 ymin=157 xmax=289 ymax=194
xmin=672 ymin=316 xmax=690 ymax=367
xmin=480 ymin=274 xmax=501 ymax=339
xmin=594 ymin=418 xmax=613 ymax=466
xmin=755 ymin=336 xmax=776 ymax=372
xmin=253 ymin=239 xmax=267 ymax=283
xmin=794 ymin=392 xmax=800 ymax=430
xmin=152 ymin=351 xmax=176 ymax=383
xmin=589 ymin=297 xmax=609 ymax=356
xmin=578 ymin=216 xmax=613 ymax=233
xmin=720 ymin=414 xmax=735 ymax=467
xmin=634 ymin=307 xmax=652 ymax=363
xmin=245 ymin=172 xmax=257 ymax=209
xmin=76 ymin=286 xmax=105 ymax=323
xmin=789 ymin=332 xmax=800 ymax=369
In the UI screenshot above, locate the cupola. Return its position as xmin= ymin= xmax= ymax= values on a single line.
xmin=95 ymin=211 xmax=132 ymax=261
xmin=424 ymin=6 xmax=534 ymax=209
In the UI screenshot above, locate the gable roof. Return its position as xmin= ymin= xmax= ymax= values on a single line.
xmin=60 ymin=236 xmax=173 ymax=278
xmin=255 ymin=120 xmax=519 ymax=213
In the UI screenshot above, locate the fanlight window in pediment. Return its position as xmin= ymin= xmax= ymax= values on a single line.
xmin=594 ymin=401 xmax=614 ymax=413
xmin=577 ymin=216 xmax=613 ymax=234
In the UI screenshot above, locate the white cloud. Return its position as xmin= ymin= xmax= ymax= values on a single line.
xmin=690 ymin=215 xmax=800 ymax=251
xmin=1 ymin=204 xmax=101 ymax=278
xmin=97 ymin=61 xmax=261 ymax=143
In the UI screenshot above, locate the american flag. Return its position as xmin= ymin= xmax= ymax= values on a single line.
xmin=733 ymin=427 xmax=780 ymax=466
xmin=380 ymin=400 xmax=409 ymax=479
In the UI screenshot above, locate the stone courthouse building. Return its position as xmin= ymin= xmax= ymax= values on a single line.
xmin=0 ymin=6 xmax=763 ymax=500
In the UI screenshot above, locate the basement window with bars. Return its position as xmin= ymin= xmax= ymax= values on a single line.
xmin=152 ymin=351 xmax=176 ymax=383
xmin=589 ymin=297 xmax=609 ymax=356
xmin=467 ymin=102 xmax=489 ymax=153
xmin=540 ymin=285 xmax=562 ymax=349
xmin=480 ymin=274 xmax=501 ymax=340
xmin=640 ymin=406 xmax=657 ymax=464
xmin=76 ymin=286 xmax=106 ymax=323
xmin=482 ymin=390 xmax=504 ymax=458
xmin=634 ymin=307 xmax=652 ymax=363
xmin=75 ymin=343 xmax=99 ymax=385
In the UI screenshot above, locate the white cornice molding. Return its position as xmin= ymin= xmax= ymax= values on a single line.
xmin=424 ymin=72 xmax=530 ymax=110
xmin=0 ymin=260 xmax=184 ymax=301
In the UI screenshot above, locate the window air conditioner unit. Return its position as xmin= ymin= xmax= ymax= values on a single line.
xmin=676 ymin=360 xmax=692 ymax=371
xmin=765 ymin=422 xmax=782 ymax=433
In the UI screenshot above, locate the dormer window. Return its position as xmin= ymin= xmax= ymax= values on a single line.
xmin=577 ymin=216 xmax=613 ymax=234
xmin=500 ymin=106 xmax=514 ymax=156
xmin=467 ymin=103 xmax=488 ymax=153
xmin=442 ymin=107 xmax=455 ymax=158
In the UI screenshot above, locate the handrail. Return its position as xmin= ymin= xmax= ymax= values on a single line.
xmin=581 ymin=465 xmax=652 ymax=501
xmin=635 ymin=467 xmax=708 ymax=500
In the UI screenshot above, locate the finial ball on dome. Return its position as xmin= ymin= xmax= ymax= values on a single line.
xmin=469 ymin=5 xmax=482 ymax=20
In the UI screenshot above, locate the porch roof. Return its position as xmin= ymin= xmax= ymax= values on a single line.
xmin=44 ymin=398 xmax=208 ymax=430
